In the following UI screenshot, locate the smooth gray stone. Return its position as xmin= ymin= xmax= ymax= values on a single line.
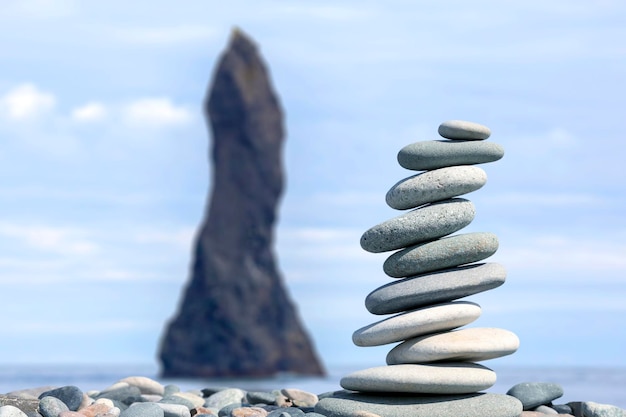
xmin=383 ymin=232 xmax=499 ymax=278
xmin=386 ymin=166 xmax=487 ymax=210
xmin=38 ymin=397 xmax=68 ymax=417
xmin=366 ymin=262 xmax=506 ymax=315
xmin=534 ymin=405 xmax=559 ymax=414
xmin=0 ymin=406 xmax=28 ymax=417
xmin=340 ymin=363 xmax=495 ymax=394
xmin=38 ymin=386 xmax=82 ymax=411
xmin=581 ymin=402 xmax=626 ymax=417
xmin=0 ymin=396 xmax=40 ymax=417
xmin=438 ymin=120 xmax=491 ymax=140
xmin=552 ymin=404 xmax=573 ymax=414
xmin=205 ymin=389 xmax=246 ymax=410
xmin=315 ymin=390 xmax=522 ymax=417
xmin=507 ymin=382 xmax=564 ymax=410
xmin=352 ymin=301 xmax=481 ymax=346
xmin=386 ymin=327 xmax=520 ymax=364
xmin=398 ymin=140 xmax=504 ymax=171
xmin=162 ymin=385 xmax=180 ymax=397
xmin=96 ymin=386 xmax=143 ymax=405
xmin=120 ymin=403 xmax=164 ymax=417
xmin=360 ymin=198 xmax=475 ymax=253
xmin=246 ymin=391 xmax=276 ymax=405
xmin=158 ymin=396 xmax=195 ymax=410
xmin=155 ymin=403 xmax=191 ymax=417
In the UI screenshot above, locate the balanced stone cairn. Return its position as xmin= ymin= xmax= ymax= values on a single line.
xmin=316 ymin=121 xmax=523 ymax=417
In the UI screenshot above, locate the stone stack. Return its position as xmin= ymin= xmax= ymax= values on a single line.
xmin=316 ymin=121 xmax=523 ymax=417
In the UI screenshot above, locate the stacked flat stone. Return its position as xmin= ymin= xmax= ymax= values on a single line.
xmin=318 ymin=121 xmax=522 ymax=417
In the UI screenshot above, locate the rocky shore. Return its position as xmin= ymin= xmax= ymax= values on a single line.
xmin=1 ymin=376 xmax=624 ymax=417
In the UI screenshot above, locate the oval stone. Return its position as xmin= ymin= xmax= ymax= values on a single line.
xmin=360 ymin=198 xmax=475 ymax=253
xmin=386 ymin=166 xmax=487 ymax=210
xmin=340 ymin=363 xmax=496 ymax=394
xmin=383 ymin=232 xmax=499 ymax=278
xmin=506 ymin=383 xmax=564 ymax=410
xmin=366 ymin=263 xmax=506 ymax=315
xmin=386 ymin=327 xmax=520 ymax=364
xmin=352 ymin=301 xmax=481 ymax=347
xmin=315 ymin=391 xmax=522 ymax=417
xmin=398 ymin=140 xmax=504 ymax=171
xmin=438 ymin=120 xmax=491 ymax=140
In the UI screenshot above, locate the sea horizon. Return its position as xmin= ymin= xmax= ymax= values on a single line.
xmin=1 ymin=362 xmax=624 ymax=408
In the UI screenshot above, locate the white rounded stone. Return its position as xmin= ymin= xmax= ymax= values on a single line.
xmin=386 ymin=327 xmax=520 ymax=364
xmin=340 ymin=363 xmax=496 ymax=394
xmin=352 ymin=301 xmax=481 ymax=347
xmin=438 ymin=120 xmax=491 ymax=140
xmin=386 ymin=166 xmax=487 ymax=210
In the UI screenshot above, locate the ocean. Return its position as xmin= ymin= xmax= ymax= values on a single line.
xmin=1 ymin=364 xmax=624 ymax=409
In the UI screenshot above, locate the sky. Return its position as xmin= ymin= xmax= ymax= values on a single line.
xmin=1 ymin=0 xmax=625 ymax=373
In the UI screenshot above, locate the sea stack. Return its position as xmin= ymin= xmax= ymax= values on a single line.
xmin=159 ymin=29 xmax=324 ymax=378
xmin=316 ymin=120 xmax=522 ymax=417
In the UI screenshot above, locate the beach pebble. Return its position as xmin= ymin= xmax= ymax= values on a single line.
xmin=118 ymin=378 xmax=164 ymax=396
xmin=507 ymin=382 xmax=564 ymax=410
xmin=205 ymin=390 xmax=246 ymax=411
xmin=352 ymin=301 xmax=481 ymax=346
xmin=171 ymin=393 xmax=204 ymax=409
xmin=315 ymin=390 xmax=522 ymax=417
xmin=246 ymin=392 xmax=275 ymax=406
xmin=383 ymin=232 xmax=499 ymax=278
xmin=159 ymin=396 xmax=195 ymax=410
xmin=0 ymin=405 xmax=28 ymax=417
xmin=438 ymin=120 xmax=491 ymax=140
xmin=96 ymin=386 xmax=142 ymax=405
xmin=360 ymin=198 xmax=475 ymax=253
xmin=162 ymin=386 xmax=180 ymax=398
xmin=552 ymin=405 xmax=574 ymax=415
xmin=340 ymin=363 xmax=496 ymax=394
xmin=581 ymin=402 xmax=626 ymax=417
xmin=386 ymin=166 xmax=487 ymax=210
xmin=386 ymin=327 xmax=519 ymax=364
xmin=79 ymin=402 xmax=113 ymax=417
xmin=39 ymin=386 xmax=83 ymax=411
xmin=279 ymin=390 xmax=318 ymax=408
xmin=534 ymin=405 xmax=559 ymax=414
xmin=266 ymin=409 xmax=304 ymax=417
xmin=366 ymin=262 xmax=506 ymax=315
xmin=39 ymin=396 xmax=70 ymax=417
xmin=154 ymin=403 xmax=190 ymax=417
xmin=0 ymin=397 xmax=41 ymax=417
xmin=120 ymin=403 xmax=163 ymax=417
xmin=230 ymin=407 xmax=267 ymax=417
xmin=398 ymin=140 xmax=504 ymax=171
xmin=348 ymin=412 xmax=381 ymax=417
xmin=59 ymin=412 xmax=83 ymax=417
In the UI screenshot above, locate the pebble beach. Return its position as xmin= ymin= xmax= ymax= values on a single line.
xmin=1 ymin=374 xmax=625 ymax=417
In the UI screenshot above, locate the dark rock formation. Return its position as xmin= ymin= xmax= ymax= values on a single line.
xmin=159 ymin=29 xmax=325 ymax=378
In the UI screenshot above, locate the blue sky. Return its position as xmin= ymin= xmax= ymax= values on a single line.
xmin=1 ymin=0 xmax=625 ymax=372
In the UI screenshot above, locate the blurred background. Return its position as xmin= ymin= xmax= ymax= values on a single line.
xmin=0 ymin=0 xmax=625 ymax=382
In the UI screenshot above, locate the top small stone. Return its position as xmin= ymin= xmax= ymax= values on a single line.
xmin=438 ymin=120 xmax=491 ymax=140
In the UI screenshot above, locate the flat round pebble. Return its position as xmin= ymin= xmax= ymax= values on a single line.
xmin=280 ymin=390 xmax=318 ymax=408
xmin=386 ymin=327 xmax=520 ymax=364
xmin=206 ymin=389 xmax=246 ymax=411
xmin=0 ymin=406 xmax=28 ymax=417
xmin=366 ymin=262 xmax=506 ymax=315
xmin=352 ymin=301 xmax=481 ymax=346
xmin=383 ymin=232 xmax=499 ymax=278
xmin=39 ymin=397 xmax=69 ymax=417
xmin=315 ymin=390 xmax=522 ymax=417
xmin=118 ymin=377 xmax=164 ymax=396
xmin=386 ymin=166 xmax=487 ymax=210
xmin=360 ymin=198 xmax=475 ymax=253
xmin=438 ymin=120 xmax=491 ymax=140
xmin=581 ymin=402 xmax=626 ymax=417
xmin=398 ymin=140 xmax=504 ymax=171
xmin=39 ymin=387 xmax=83 ymax=412
xmin=507 ymin=382 xmax=564 ymax=410
xmin=155 ymin=403 xmax=191 ymax=417
xmin=340 ymin=363 xmax=496 ymax=394
xmin=120 ymin=403 xmax=164 ymax=417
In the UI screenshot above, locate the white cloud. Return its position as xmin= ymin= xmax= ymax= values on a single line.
xmin=0 ymin=222 xmax=98 ymax=255
xmin=123 ymin=98 xmax=193 ymax=127
xmin=71 ymin=101 xmax=107 ymax=122
xmin=0 ymin=83 xmax=56 ymax=120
